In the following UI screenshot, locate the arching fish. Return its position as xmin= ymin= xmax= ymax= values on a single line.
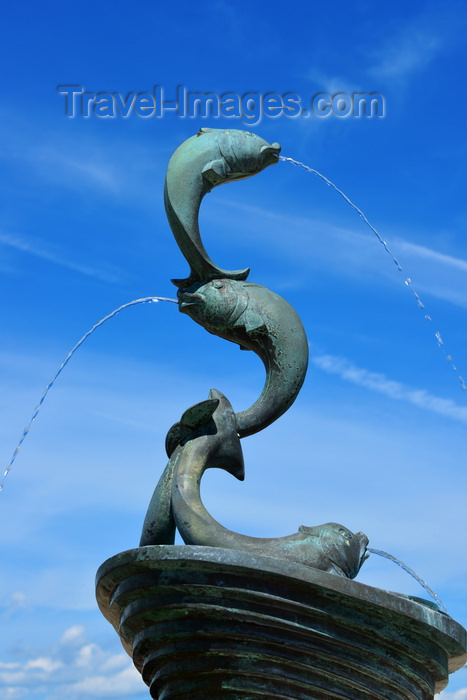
xmin=177 ymin=278 xmax=309 ymax=438
xmin=164 ymin=128 xmax=281 ymax=289
xmin=151 ymin=389 xmax=369 ymax=579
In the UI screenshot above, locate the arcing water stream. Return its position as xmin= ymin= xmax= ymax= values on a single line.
xmin=280 ymin=156 xmax=466 ymax=393
xmin=367 ymin=547 xmax=447 ymax=613
xmin=0 ymin=296 xmax=177 ymax=493
xmin=280 ymin=155 xmax=454 ymax=613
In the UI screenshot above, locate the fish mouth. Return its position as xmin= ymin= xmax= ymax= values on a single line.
xmin=356 ymin=532 xmax=370 ymax=568
xmin=179 ymin=301 xmax=202 ymax=312
xmin=356 ymin=532 xmax=369 ymax=549
xmin=261 ymin=142 xmax=281 ymax=166
xmin=178 ymin=291 xmax=205 ymax=311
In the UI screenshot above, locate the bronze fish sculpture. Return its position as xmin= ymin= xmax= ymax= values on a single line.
xmin=164 ymin=127 xmax=281 ymax=288
xmin=141 ymin=390 xmax=369 ymax=579
xmin=177 ymin=278 xmax=309 ymax=438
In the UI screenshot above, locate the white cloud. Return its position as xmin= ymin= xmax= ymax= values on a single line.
xmin=312 ymin=353 xmax=467 ymax=424
xmin=307 ymin=68 xmax=359 ymax=97
xmin=1 ymin=591 xmax=33 ymax=621
xmin=438 ymin=687 xmax=467 ymax=699
xmin=0 ymin=626 xmax=146 ymax=700
xmin=65 ymin=665 xmax=144 ymax=698
xmin=369 ymin=27 xmax=442 ymax=83
xmin=214 ymin=193 xmax=467 ymax=306
xmin=3 ymin=592 xmax=28 ymax=615
xmin=26 ymin=657 xmax=63 ymax=673
xmin=391 ymin=239 xmax=467 ymax=308
xmin=34 ymin=146 xmax=123 ymax=195
xmin=0 ymin=688 xmax=28 ymax=700
xmin=307 ymin=11 xmax=461 ymax=95
xmin=366 ymin=7 xmax=454 ymax=87
xmin=60 ymin=625 xmax=86 ymax=645
xmin=0 ymin=107 xmax=166 ymax=207
xmin=0 ymin=230 xmax=124 ymax=283
xmin=397 ymin=240 xmax=467 ymax=274
xmin=10 ymin=592 xmax=26 ymax=608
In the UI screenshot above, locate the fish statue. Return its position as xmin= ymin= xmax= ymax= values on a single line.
xmin=177 ymin=277 xmax=309 ymax=439
xmin=164 ymin=127 xmax=281 ymax=288
xmin=143 ymin=128 xmax=368 ymax=579
xmin=141 ymin=390 xmax=369 ymax=580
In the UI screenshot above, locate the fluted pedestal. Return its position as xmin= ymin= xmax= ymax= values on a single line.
xmin=96 ymin=545 xmax=466 ymax=699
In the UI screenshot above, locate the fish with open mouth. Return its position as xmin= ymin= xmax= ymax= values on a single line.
xmin=164 ymin=127 xmax=281 ymax=288
xmin=177 ymin=277 xmax=309 ymax=439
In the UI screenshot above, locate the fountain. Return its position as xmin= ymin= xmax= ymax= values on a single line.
xmin=95 ymin=128 xmax=466 ymax=698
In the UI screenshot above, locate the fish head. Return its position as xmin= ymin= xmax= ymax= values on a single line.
xmin=299 ymin=523 xmax=369 ymax=579
xmin=200 ymin=128 xmax=281 ymax=187
xmin=178 ymin=278 xmax=249 ymax=331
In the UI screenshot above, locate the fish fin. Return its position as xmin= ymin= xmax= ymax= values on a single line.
xmin=139 ymin=459 xmax=176 ymax=545
xmin=234 ymin=308 xmax=267 ymax=335
xmin=298 ymin=525 xmax=320 ymax=537
xmin=172 ymin=266 xmax=250 ymax=290
xmin=171 ymin=274 xmax=199 ymax=289
xmin=245 ymin=312 xmax=268 ymax=335
xmin=248 ymin=323 xmax=268 ymax=336
xmin=166 ymin=399 xmax=220 ymax=457
xmin=181 ymin=398 xmax=220 ymax=430
xmin=208 ymin=389 xmax=245 ymax=481
xmin=202 ymin=158 xmax=227 ymax=186
xmin=165 ymin=422 xmax=181 ymax=458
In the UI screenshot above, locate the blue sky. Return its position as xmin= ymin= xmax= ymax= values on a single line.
xmin=1 ymin=0 xmax=467 ymax=697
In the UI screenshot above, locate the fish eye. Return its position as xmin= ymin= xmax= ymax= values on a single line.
xmin=213 ymin=281 xmax=224 ymax=289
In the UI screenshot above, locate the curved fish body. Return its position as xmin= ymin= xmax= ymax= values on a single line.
xmin=164 ymin=128 xmax=281 ymax=288
xmin=170 ymin=390 xmax=369 ymax=579
xmin=177 ymin=278 xmax=309 ymax=438
xmin=139 ymin=396 xmax=224 ymax=546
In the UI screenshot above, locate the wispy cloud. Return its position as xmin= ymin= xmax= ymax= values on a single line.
xmin=214 ymin=195 xmax=467 ymax=305
xmin=307 ymin=68 xmax=359 ymax=96
xmin=366 ymin=8 xmax=463 ymax=86
xmin=396 ymin=239 xmax=467 ymax=274
xmin=393 ymin=238 xmax=467 ymax=308
xmin=1 ymin=592 xmax=28 ymax=619
xmin=368 ymin=26 xmax=442 ymax=83
xmin=0 ymin=230 xmax=124 ymax=283
xmin=438 ymin=688 xmax=467 ymax=700
xmin=0 ymin=107 xmax=167 ymax=205
xmin=31 ymin=144 xmax=125 ymax=196
xmin=312 ymin=354 xmax=467 ymax=424
xmin=0 ymin=625 xmax=145 ymax=700
xmin=307 ymin=10 xmax=462 ymax=96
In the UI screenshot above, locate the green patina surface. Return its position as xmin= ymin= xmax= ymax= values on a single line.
xmin=99 ymin=129 xmax=467 ymax=698
xmin=140 ymin=128 xmax=367 ymax=577
xmin=164 ymin=127 xmax=280 ymax=288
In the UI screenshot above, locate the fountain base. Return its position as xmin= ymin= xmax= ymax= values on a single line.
xmin=96 ymin=545 xmax=466 ymax=699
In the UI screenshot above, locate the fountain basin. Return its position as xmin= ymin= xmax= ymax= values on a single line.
xmin=96 ymin=545 xmax=466 ymax=699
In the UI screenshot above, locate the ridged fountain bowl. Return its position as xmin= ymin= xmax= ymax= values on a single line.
xmin=96 ymin=545 xmax=466 ymax=700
